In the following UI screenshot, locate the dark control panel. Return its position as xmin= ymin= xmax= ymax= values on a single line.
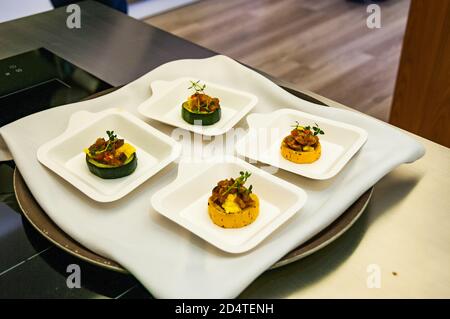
xmin=0 ymin=48 xmax=112 ymax=127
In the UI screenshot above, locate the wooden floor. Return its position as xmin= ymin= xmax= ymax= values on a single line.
xmin=146 ymin=0 xmax=410 ymax=121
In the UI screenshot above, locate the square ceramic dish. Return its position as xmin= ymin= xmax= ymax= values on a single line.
xmin=37 ymin=109 xmax=181 ymax=202
xmin=235 ymin=108 xmax=368 ymax=180
xmin=151 ymin=156 xmax=307 ymax=253
xmin=137 ymin=77 xmax=258 ymax=136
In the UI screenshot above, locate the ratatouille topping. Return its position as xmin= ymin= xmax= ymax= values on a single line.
xmin=283 ymin=122 xmax=324 ymax=152
xmin=183 ymin=80 xmax=220 ymax=114
xmin=86 ymin=130 xmax=135 ymax=167
xmin=210 ymin=171 xmax=254 ymax=212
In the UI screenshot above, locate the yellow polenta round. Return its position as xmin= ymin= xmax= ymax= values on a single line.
xmin=208 ymin=194 xmax=259 ymax=228
xmin=281 ymin=141 xmax=321 ymax=164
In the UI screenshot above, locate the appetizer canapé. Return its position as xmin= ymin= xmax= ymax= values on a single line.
xmin=208 ymin=171 xmax=259 ymax=228
xmin=281 ymin=122 xmax=325 ymax=164
xmin=84 ymin=130 xmax=137 ymax=179
xmin=181 ymin=80 xmax=221 ymax=126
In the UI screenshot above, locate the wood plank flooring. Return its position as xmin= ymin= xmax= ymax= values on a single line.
xmin=145 ymin=0 xmax=410 ymax=121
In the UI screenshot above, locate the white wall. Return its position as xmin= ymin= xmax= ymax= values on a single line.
xmin=0 ymin=0 xmax=198 ymax=23
xmin=128 ymin=0 xmax=198 ymax=19
xmin=0 ymin=0 xmax=53 ymax=23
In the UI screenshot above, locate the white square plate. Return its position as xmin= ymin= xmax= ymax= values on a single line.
xmin=235 ymin=108 xmax=368 ymax=180
xmin=151 ymin=156 xmax=307 ymax=253
xmin=37 ymin=109 xmax=181 ymax=202
xmin=137 ymin=77 xmax=258 ymax=136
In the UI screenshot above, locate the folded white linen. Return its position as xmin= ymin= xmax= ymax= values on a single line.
xmin=0 ymin=55 xmax=424 ymax=298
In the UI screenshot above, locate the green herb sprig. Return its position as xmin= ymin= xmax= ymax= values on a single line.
xmin=188 ymin=80 xmax=206 ymax=94
xmin=291 ymin=121 xmax=302 ymax=130
xmin=310 ymin=123 xmax=325 ymax=136
xmin=222 ymin=171 xmax=253 ymax=196
xmin=106 ymin=130 xmax=117 ymax=141
xmin=105 ymin=130 xmax=118 ymax=151
xmin=291 ymin=121 xmax=325 ymax=136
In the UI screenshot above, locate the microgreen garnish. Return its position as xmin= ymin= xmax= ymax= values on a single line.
xmin=291 ymin=121 xmax=303 ymax=130
xmin=246 ymin=184 xmax=253 ymax=195
xmin=188 ymin=80 xmax=206 ymax=94
xmin=291 ymin=121 xmax=324 ymax=136
xmin=105 ymin=130 xmax=118 ymax=151
xmin=311 ymin=123 xmax=325 ymax=135
xmin=222 ymin=171 xmax=253 ymax=196
xmin=106 ymin=130 xmax=117 ymax=141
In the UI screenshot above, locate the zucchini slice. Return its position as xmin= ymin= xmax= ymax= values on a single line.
xmin=86 ymin=153 xmax=137 ymax=179
xmin=181 ymin=102 xmax=221 ymax=126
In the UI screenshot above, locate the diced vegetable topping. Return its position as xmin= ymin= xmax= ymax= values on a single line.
xmin=85 ymin=130 xmax=135 ymax=167
xmin=284 ymin=122 xmax=324 ymax=152
xmin=183 ymin=80 xmax=220 ymax=114
xmin=210 ymin=171 xmax=254 ymax=212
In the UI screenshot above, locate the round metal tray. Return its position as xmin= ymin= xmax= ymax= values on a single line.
xmin=14 ymin=169 xmax=373 ymax=272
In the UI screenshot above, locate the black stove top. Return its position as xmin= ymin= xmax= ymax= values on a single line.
xmin=0 ymin=48 xmax=112 ymax=127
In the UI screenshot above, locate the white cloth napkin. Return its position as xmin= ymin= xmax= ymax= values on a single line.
xmin=0 ymin=55 xmax=424 ymax=298
xmin=0 ymin=135 xmax=13 ymax=161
